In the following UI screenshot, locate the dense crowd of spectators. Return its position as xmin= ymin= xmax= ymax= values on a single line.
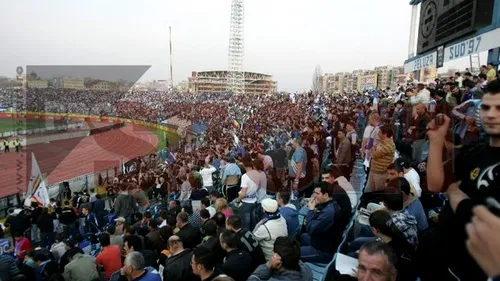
xmin=1 ymin=64 xmax=500 ymax=281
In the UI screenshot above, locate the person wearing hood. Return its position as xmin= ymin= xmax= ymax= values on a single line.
xmin=248 ymin=236 xmax=313 ymax=281
xmin=383 ymin=191 xmax=419 ymax=249
xmin=394 ymin=177 xmax=428 ymax=233
xmin=276 ymin=191 xmax=299 ymax=237
xmin=253 ymin=198 xmax=288 ymax=261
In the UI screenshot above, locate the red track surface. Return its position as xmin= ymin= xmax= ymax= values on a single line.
xmin=0 ymin=124 xmax=158 ymax=198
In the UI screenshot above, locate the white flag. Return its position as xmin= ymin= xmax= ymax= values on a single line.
xmin=25 ymin=153 xmax=49 ymax=207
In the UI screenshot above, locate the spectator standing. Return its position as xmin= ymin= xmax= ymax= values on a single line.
xmin=59 ymin=201 xmax=78 ymax=238
xmin=221 ymin=157 xmax=242 ymax=202
xmin=199 ymin=163 xmax=217 ymax=193
xmin=367 ymin=125 xmax=395 ymax=192
xmin=235 ymin=158 xmax=260 ymax=231
xmin=288 ymin=137 xmax=307 ymax=195
xmin=37 ymin=207 xmax=55 ymax=248
xmin=335 ymin=129 xmax=352 ymax=175
xmin=114 ymin=188 xmax=136 ymax=223
xmin=410 ymin=104 xmax=430 ymax=162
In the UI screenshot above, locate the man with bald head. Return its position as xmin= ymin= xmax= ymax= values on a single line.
xmin=163 ymin=235 xmax=197 ymax=281
xmin=410 ymin=103 xmax=430 ymax=162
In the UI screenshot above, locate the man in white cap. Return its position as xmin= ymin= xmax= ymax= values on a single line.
xmin=253 ymin=198 xmax=288 ymax=261
xmin=114 ymin=217 xmax=126 ymax=236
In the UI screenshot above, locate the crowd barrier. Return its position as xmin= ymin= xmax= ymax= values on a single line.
xmin=0 ymin=111 xmax=179 ymax=135
xmin=89 ymin=122 xmax=125 ymax=135
xmin=0 ymin=123 xmax=84 ymax=139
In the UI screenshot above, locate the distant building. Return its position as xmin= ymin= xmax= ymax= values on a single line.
xmin=419 ymin=67 xmax=438 ymax=84
xmin=390 ymin=66 xmax=406 ymax=89
xmin=374 ymin=66 xmax=393 ymax=90
xmin=62 ymin=79 xmax=85 ymax=89
xmin=188 ymin=70 xmax=277 ymax=94
xmin=27 ymin=80 xmax=48 ymax=88
xmin=91 ymin=81 xmax=111 ymax=91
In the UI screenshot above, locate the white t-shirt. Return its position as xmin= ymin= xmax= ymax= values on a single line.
xmin=200 ymin=166 xmax=216 ymax=187
xmin=404 ymin=168 xmax=422 ymax=197
xmin=363 ymin=125 xmax=374 ymax=139
xmin=240 ymin=173 xmax=259 ymax=203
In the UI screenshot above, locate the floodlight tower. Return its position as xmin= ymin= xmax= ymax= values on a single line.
xmin=228 ymin=0 xmax=245 ymax=95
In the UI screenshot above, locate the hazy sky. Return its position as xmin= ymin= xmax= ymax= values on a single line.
xmin=2 ymin=0 xmax=423 ymax=91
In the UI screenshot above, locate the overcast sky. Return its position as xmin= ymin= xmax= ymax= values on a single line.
xmin=0 ymin=0 xmax=464 ymax=91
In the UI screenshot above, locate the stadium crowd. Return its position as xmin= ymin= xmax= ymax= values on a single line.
xmin=0 ymin=65 xmax=500 ymax=281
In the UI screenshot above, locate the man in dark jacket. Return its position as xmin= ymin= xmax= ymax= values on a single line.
xmin=0 ymin=254 xmax=22 ymax=281
xmin=114 ymin=190 xmax=136 ymax=223
xmin=199 ymin=220 xmax=225 ymax=265
xmin=59 ymin=201 xmax=78 ymax=238
xmin=219 ymin=230 xmax=253 ymax=281
xmin=176 ymin=212 xmax=201 ymax=249
xmin=81 ymin=204 xmax=100 ymax=241
xmin=92 ymin=194 xmax=107 ymax=226
xmin=300 ymin=183 xmax=340 ymax=263
xmin=145 ymin=220 xmax=163 ymax=252
xmin=37 ymin=208 xmax=54 ymax=248
xmin=226 ymin=214 xmax=266 ymax=270
xmin=163 ymin=235 xmax=198 ymax=281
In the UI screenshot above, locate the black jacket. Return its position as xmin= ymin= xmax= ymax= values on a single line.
xmin=331 ymin=183 xmax=352 ymax=229
xmin=199 ymin=236 xmax=225 ymax=265
xmin=163 ymin=249 xmax=198 ymax=281
xmin=59 ymin=208 xmax=77 ymax=225
xmin=388 ymin=238 xmax=417 ymax=281
xmin=221 ymin=250 xmax=253 ymax=281
xmin=37 ymin=213 xmax=54 ymax=233
xmin=0 ymin=255 xmax=21 ymax=281
xmin=177 ymin=224 xmax=201 ymax=250
xmin=234 ymin=229 xmax=266 ymax=270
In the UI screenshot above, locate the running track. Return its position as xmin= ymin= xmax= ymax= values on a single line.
xmin=0 ymin=124 xmax=158 ymax=198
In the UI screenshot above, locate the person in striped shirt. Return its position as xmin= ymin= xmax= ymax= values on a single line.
xmin=367 ymin=125 xmax=396 ymax=192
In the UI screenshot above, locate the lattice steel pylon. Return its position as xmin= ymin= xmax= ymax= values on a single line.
xmin=228 ymin=0 xmax=245 ymax=95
